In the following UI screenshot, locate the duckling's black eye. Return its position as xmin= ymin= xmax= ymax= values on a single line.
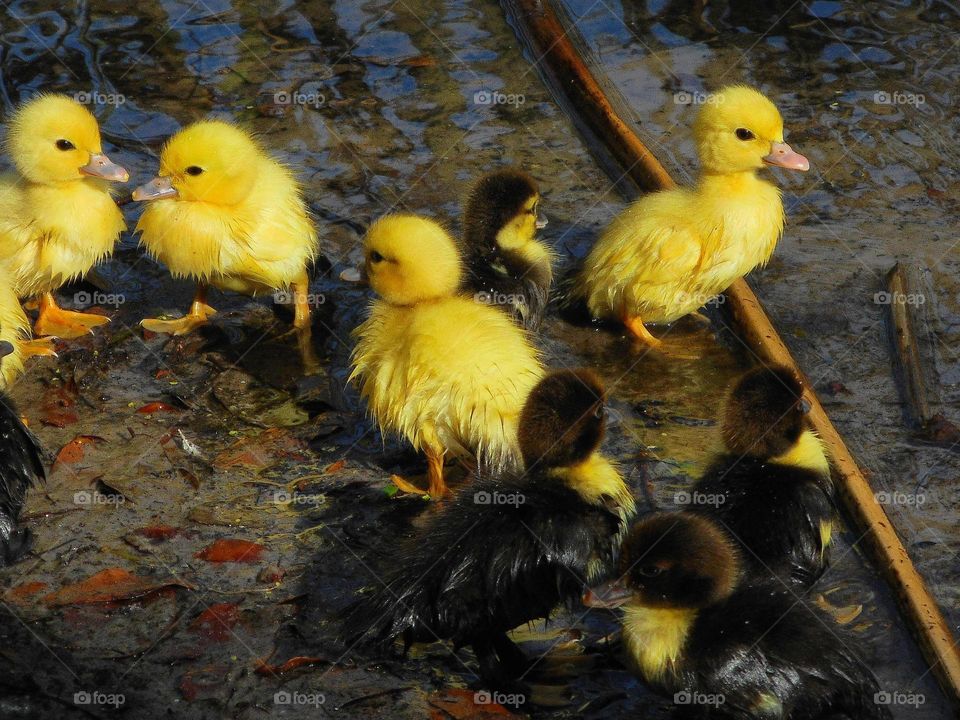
xmin=638 ymin=565 xmax=663 ymax=578
xmin=735 ymin=128 xmax=755 ymax=141
xmin=55 ymin=139 xmax=75 ymax=151
xmin=369 ymin=250 xmax=384 ymax=263
xmin=185 ymin=166 xmax=204 ymax=176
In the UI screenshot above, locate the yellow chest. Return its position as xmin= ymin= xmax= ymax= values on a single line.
xmin=552 ymin=454 xmax=636 ymax=519
xmin=11 ymin=180 xmax=125 ymax=291
xmin=622 ymin=605 xmax=696 ymax=686
xmin=770 ymin=430 xmax=830 ymax=476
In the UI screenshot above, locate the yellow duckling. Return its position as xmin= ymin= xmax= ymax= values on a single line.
xmin=0 ymin=94 xmax=128 ymax=339
xmin=132 ymin=120 xmax=318 ymax=335
xmin=349 ymin=214 xmax=544 ymax=498
xmin=575 ymin=85 xmax=809 ymax=345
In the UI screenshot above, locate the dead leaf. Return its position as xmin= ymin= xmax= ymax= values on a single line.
xmin=52 ymin=435 xmax=106 ymax=469
xmin=194 ymin=539 xmax=264 ymax=564
xmin=324 ymin=459 xmax=346 ymax=474
xmin=137 ymin=401 xmax=180 ymax=414
xmin=429 ymin=688 xmax=515 ymax=718
xmin=43 ymin=568 xmax=193 ymax=606
xmin=213 ymin=428 xmax=307 ymax=473
xmin=137 ymin=525 xmax=179 ymax=542
xmin=41 ymin=385 xmax=78 ymax=428
xmin=6 ymin=580 xmax=48 ymax=605
xmin=189 ymin=603 xmax=240 ymax=641
xmin=254 ymin=655 xmax=329 ymax=675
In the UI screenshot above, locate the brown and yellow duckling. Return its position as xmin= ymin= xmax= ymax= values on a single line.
xmin=345 ymin=369 xmax=634 ymax=698
xmin=585 ymin=513 xmax=891 ymax=719
xmin=689 ymin=364 xmax=833 ymax=588
xmin=460 ymin=169 xmax=553 ymax=330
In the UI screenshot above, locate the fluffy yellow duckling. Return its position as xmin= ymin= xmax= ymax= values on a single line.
xmin=133 ymin=120 xmax=318 ymax=335
xmin=0 ymin=94 xmax=128 ymax=339
xmin=349 ymin=214 xmax=544 ymax=498
xmin=576 ymin=85 xmax=809 ymax=345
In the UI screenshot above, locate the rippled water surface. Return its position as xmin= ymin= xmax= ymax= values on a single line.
xmin=0 ymin=0 xmax=956 ymax=717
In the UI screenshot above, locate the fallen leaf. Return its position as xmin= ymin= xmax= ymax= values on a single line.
xmin=213 ymin=428 xmax=307 ymax=472
xmin=40 ymin=383 xmax=79 ymax=428
xmin=189 ymin=603 xmax=241 ymax=641
xmin=52 ymin=435 xmax=106 ymax=469
xmin=195 ymin=539 xmax=264 ymax=564
xmin=429 ymin=688 xmax=515 ymax=718
xmin=137 ymin=524 xmax=179 ymax=542
xmin=137 ymin=401 xmax=180 ymax=414
xmin=254 ymin=655 xmax=329 ymax=675
xmin=324 ymin=459 xmax=346 ymax=474
xmin=44 ymin=568 xmax=193 ymax=606
xmin=6 ymin=580 xmax=48 ymax=605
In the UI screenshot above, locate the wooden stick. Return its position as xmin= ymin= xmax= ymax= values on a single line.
xmin=885 ymin=263 xmax=933 ymax=428
xmin=504 ymin=0 xmax=960 ymax=705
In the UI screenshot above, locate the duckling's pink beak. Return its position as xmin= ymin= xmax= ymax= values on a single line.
xmin=763 ymin=141 xmax=809 ymax=172
xmin=132 ymin=176 xmax=178 ymax=201
xmin=80 ymin=152 xmax=129 ymax=182
xmin=582 ymin=579 xmax=633 ymax=609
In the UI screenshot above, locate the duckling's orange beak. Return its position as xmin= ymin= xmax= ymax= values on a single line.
xmin=763 ymin=141 xmax=809 ymax=172
xmin=582 ymin=579 xmax=633 ymax=609
xmin=132 ymin=176 xmax=178 ymax=202
xmin=80 ymin=152 xmax=129 ymax=182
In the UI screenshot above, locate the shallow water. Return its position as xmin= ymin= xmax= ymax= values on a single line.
xmin=0 ymin=0 xmax=956 ymax=717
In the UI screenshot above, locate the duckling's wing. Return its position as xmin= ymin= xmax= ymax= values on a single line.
xmin=0 ymin=393 xmax=44 ymax=563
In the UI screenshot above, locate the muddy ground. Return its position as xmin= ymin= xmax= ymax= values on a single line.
xmin=0 ymin=0 xmax=957 ymax=718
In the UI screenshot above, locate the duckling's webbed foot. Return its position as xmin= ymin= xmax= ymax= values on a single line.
xmin=620 ymin=313 xmax=662 ymax=347
xmin=34 ymin=293 xmax=110 ymax=339
xmin=19 ymin=337 xmax=58 ymax=358
xmin=141 ymin=284 xmax=216 ymax=336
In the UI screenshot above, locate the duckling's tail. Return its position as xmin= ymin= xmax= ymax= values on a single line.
xmin=0 ymin=392 xmax=45 ymax=566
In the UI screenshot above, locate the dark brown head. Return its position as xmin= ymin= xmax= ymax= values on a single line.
xmin=463 ymin=169 xmax=544 ymax=255
xmin=585 ymin=513 xmax=740 ymax=610
xmin=722 ymin=364 xmax=809 ymax=459
xmin=519 ymin=369 xmax=606 ymax=470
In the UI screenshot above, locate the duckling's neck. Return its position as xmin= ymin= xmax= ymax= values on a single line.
xmin=621 ymin=603 xmax=696 ymax=686
xmin=770 ymin=429 xmax=830 ymax=476
xmin=548 ymin=453 xmax=636 ymax=519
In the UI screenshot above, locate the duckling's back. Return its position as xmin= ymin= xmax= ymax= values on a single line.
xmin=351 ymin=294 xmax=543 ymax=471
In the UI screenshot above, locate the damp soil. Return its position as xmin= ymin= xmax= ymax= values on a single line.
xmin=0 ymin=0 xmax=956 ymax=718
